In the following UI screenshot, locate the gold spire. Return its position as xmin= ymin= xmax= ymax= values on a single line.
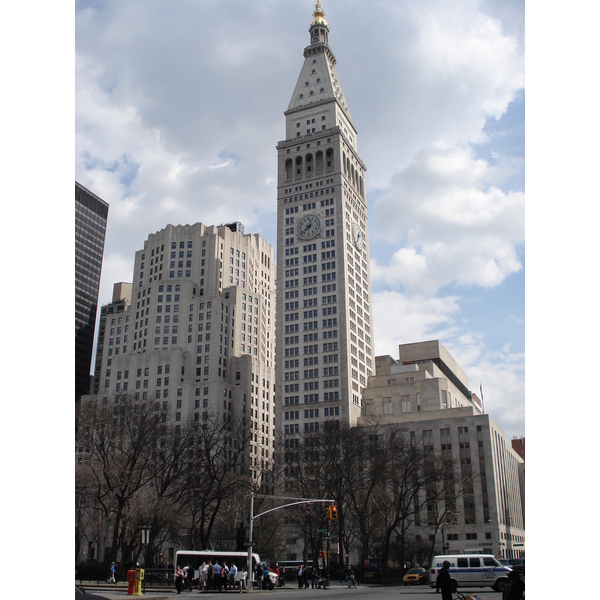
xmin=311 ymin=1 xmax=328 ymax=27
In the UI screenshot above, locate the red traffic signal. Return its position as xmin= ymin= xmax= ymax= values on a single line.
xmin=331 ymin=505 xmax=338 ymax=520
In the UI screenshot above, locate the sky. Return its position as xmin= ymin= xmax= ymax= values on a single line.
xmin=74 ymin=0 xmax=525 ymax=440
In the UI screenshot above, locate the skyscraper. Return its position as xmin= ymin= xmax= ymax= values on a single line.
xmin=89 ymin=222 xmax=277 ymax=480
xmin=276 ymin=2 xmax=375 ymax=436
xmin=75 ymin=181 xmax=109 ymax=401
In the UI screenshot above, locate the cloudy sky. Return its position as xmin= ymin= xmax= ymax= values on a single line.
xmin=74 ymin=0 xmax=525 ymax=439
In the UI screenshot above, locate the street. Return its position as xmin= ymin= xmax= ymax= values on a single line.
xmin=73 ymin=582 xmax=508 ymax=600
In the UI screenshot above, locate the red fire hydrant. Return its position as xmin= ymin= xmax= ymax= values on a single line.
xmin=127 ymin=569 xmax=136 ymax=595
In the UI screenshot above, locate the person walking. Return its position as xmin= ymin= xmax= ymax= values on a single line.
xmin=175 ymin=564 xmax=184 ymax=595
xmin=435 ymin=560 xmax=453 ymax=600
xmin=108 ymin=562 xmax=116 ymax=584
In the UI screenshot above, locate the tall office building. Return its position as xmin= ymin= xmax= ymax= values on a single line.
xmin=276 ymin=2 xmax=375 ymax=436
xmin=89 ymin=222 xmax=277 ymax=480
xmin=90 ymin=282 xmax=132 ymax=396
xmin=75 ymin=181 xmax=109 ymax=401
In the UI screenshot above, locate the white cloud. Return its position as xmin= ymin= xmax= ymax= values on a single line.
xmin=372 ymin=291 xmax=462 ymax=357
xmin=452 ymin=343 xmax=526 ymax=438
xmin=371 ymin=145 xmax=524 ymax=294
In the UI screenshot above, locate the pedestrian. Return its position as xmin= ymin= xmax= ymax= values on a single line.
xmin=207 ymin=561 xmax=214 ymax=591
xmin=199 ymin=561 xmax=207 ymax=591
xmin=239 ymin=569 xmax=248 ymax=593
xmin=502 ymin=570 xmax=525 ymax=600
xmin=279 ymin=565 xmax=286 ymax=587
xmin=221 ymin=561 xmax=229 ymax=591
xmin=214 ymin=560 xmax=222 ymax=591
xmin=435 ymin=560 xmax=453 ymax=600
xmin=108 ymin=562 xmax=116 ymax=584
xmin=229 ymin=562 xmax=238 ymax=590
xmin=184 ymin=564 xmax=194 ymax=592
xmin=255 ymin=562 xmax=263 ymax=590
xmin=297 ymin=565 xmax=304 ymax=589
xmin=175 ymin=564 xmax=184 ymax=595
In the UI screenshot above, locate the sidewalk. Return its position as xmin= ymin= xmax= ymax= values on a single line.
xmin=77 ymin=580 xmax=352 ymax=598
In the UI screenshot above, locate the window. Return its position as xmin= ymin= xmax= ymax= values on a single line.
xmin=383 ymin=397 xmax=392 ymax=415
xmin=401 ymin=394 xmax=411 ymax=412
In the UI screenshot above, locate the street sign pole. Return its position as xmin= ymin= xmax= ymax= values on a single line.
xmin=247 ymin=492 xmax=254 ymax=590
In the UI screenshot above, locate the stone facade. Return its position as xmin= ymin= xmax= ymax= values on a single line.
xmin=359 ymin=342 xmax=525 ymax=560
xmin=275 ymin=0 xmax=375 ymax=441
xmin=85 ymin=222 xmax=277 ymax=481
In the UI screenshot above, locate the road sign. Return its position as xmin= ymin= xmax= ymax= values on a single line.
xmin=305 ymin=505 xmax=313 ymax=516
xmin=244 ymin=541 xmax=255 ymax=547
xmin=322 ymin=536 xmax=332 ymax=541
xmin=137 ymin=523 xmax=153 ymax=530
xmin=317 ymin=528 xmax=328 ymax=533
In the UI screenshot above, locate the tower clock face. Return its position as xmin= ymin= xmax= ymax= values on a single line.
xmin=297 ymin=214 xmax=322 ymax=240
xmin=352 ymin=222 xmax=364 ymax=250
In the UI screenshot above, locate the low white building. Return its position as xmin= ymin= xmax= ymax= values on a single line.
xmin=358 ymin=341 xmax=525 ymax=560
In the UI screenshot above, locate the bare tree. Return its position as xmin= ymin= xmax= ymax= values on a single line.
xmin=76 ymin=395 xmax=170 ymax=562
xmin=424 ymin=455 xmax=470 ymax=565
xmin=173 ymin=413 xmax=253 ymax=550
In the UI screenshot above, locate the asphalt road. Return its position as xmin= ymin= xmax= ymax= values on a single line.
xmin=74 ymin=582 xmax=508 ymax=600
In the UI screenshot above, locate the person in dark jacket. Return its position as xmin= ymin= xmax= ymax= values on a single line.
xmin=503 ymin=570 xmax=525 ymax=600
xmin=435 ymin=560 xmax=453 ymax=600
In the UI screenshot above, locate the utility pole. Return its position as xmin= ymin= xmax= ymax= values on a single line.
xmin=246 ymin=492 xmax=334 ymax=589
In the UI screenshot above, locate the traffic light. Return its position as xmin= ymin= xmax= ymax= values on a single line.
xmin=325 ymin=506 xmax=332 ymax=520
xmin=331 ymin=505 xmax=338 ymax=520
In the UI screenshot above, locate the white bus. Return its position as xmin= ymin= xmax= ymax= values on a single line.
xmin=174 ymin=550 xmax=261 ymax=587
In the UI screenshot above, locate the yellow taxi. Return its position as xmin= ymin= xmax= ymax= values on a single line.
xmin=403 ymin=567 xmax=428 ymax=585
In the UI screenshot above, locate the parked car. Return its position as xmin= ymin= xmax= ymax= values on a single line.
xmin=506 ymin=558 xmax=525 ymax=576
xmin=403 ymin=567 xmax=428 ymax=585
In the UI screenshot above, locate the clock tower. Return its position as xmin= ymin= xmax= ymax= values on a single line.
xmin=276 ymin=1 xmax=375 ymax=437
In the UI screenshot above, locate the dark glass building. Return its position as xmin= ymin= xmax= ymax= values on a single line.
xmin=75 ymin=181 xmax=109 ymax=401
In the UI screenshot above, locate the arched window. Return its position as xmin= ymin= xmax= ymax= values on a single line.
xmin=315 ymin=150 xmax=324 ymax=173
xmin=285 ymin=159 xmax=293 ymax=181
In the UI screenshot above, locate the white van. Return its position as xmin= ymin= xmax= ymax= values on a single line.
xmin=428 ymin=554 xmax=511 ymax=593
